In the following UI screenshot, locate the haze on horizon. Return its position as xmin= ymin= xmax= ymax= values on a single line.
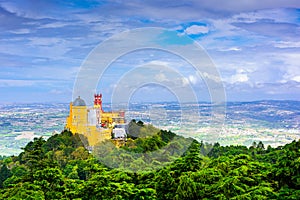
xmin=0 ymin=0 xmax=299 ymax=104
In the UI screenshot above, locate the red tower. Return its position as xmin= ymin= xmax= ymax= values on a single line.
xmin=94 ymin=93 xmax=103 ymax=112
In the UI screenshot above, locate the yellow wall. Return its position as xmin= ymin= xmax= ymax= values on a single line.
xmin=101 ymin=112 xmax=125 ymax=124
xmin=65 ymin=103 xmax=126 ymax=147
xmin=85 ymin=126 xmax=111 ymax=146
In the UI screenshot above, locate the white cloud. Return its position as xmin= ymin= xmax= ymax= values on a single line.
xmin=49 ymin=89 xmax=64 ymax=95
xmin=28 ymin=37 xmax=64 ymax=46
xmin=182 ymin=77 xmax=189 ymax=86
xmin=291 ymin=76 xmax=300 ymax=82
xmin=228 ymin=73 xmax=249 ymax=84
xmin=0 ymin=79 xmax=34 ymax=87
xmin=218 ymin=47 xmax=242 ymax=52
xmin=185 ymin=25 xmax=209 ymax=35
xmin=38 ymin=22 xmax=70 ymax=29
xmin=274 ymin=41 xmax=300 ymax=48
xmin=188 ymin=75 xmax=198 ymax=84
xmin=148 ymin=60 xmax=170 ymax=66
xmin=155 ymin=73 xmax=167 ymax=82
xmin=201 ymin=72 xmax=222 ymax=83
xmin=232 ymin=8 xmax=299 ymax=24
xmin=278 ymin=53 xmax=300 ymax=83
xmin=9 ymin=29 xmax=32 ymax=34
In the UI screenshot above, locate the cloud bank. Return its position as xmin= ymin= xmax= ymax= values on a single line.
xmin=0 ymin=0 xmax=299 ymax=102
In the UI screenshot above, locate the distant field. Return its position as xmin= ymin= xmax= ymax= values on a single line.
xmin=0 ymin=100 xmax=299 ymax=156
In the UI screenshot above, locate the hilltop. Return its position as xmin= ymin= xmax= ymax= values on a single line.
xmin=0 ymin=120 xmax=299 ymax=199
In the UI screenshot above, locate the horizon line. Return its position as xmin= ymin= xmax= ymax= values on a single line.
xmin=0 ymin=99 xmax=299 ymax=105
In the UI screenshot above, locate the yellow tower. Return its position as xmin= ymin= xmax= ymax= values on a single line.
xmin=65 ymin=96 xmax=88 ymax=136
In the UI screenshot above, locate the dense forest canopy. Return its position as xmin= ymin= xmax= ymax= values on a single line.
xmin=0 ymin=120 xmax=299 ymax=199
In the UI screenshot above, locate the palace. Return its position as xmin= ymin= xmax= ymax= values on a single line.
xmin=65 ymin=94 xmax=126 ymax=147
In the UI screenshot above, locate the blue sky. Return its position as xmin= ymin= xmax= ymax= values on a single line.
xmin=0 ymin=0 xmax=299 ymax=103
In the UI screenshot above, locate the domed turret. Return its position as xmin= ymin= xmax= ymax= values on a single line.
xmin=73 ymin=96 xmax=86 ymax=106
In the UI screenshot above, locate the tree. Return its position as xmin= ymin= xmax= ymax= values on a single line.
xmin=1 ymin=182 xmax=45 ymax=199
xmin=33 ymin=167 xmax=65 ymax=199
xmin=0 ymin=164 xmax=11 ymax=188
xmin=175 ymin=174 xmax=197 ymax=200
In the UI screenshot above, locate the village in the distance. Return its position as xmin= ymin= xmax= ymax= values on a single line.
xmin=0 ymin=100 xmax=299 ymax=156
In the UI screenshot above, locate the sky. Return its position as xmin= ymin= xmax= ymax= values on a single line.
xmin=0 ymin=0 xmax=299 ymax=103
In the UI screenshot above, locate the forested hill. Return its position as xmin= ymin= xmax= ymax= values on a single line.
xmin=0 ymin=121 xmax=299 ymax=199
